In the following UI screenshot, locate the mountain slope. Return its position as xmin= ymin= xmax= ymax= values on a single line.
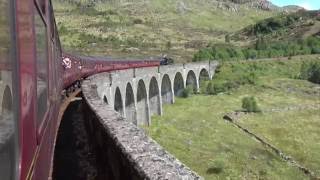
xmin=192 ymin=10 xmax=320 ymax=62
xmin=232 ymin=10 xmax=320 ymax=45
xmin=53 ymin=0 xmax=278 ymax=62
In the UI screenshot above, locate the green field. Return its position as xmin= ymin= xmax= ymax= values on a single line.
xmin=52 ymin=0 xmax=276 ymax=62
xmin=238 ymin=108 xmax=320 ymax=176
xmin=144 ymin=58 xmax=320 ymax=179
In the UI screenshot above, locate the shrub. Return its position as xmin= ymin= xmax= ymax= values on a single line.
xmin=192 ymin=49 xmax=214 ymax=62
xmin=225 ymin=34 xmax=231 ymax=43
xmin=181 ymin=86 xmax=193 ymax=98
xmin=213 ymin=82 xmax=227 ymax=94
xmin=58 ymin=24 xmax=68 ymax=35
xmin=241 ymin=72 xmax=258 ymax=85
xmin=299 ymin=61 xmax=320 ymax=84
xmin=199 ymin=81 xmax=209 ymax=94
xmin=309 ymin=65 xmax=320 ymax=84
xmin=224 ymin=81 xmax=240 ymax=90
xmin=311 ymin=47 xmax=320 ymax=54
xmin=206 ymin=160 xmax=224 ymax=174
xmin=299 ymin=62 xmax=310 ymax=80
xmin=206 ymin=81 xmax=215 ymax=95
xmin=165 ymin=41 xmax=172 ymax=50
xmin=242 ymin=96 xmax=261 ymax=113
xmin=133 ymin=18 xmax=143 ymax=24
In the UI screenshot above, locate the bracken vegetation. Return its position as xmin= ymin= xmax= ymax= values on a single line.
xmin=193 ymin=36 xmax=320 ymax=61
xmin=53 ymin=0 xmax=277 ymax=62
xmin=52 ymin=1 xmax=320 ymax=179
xmin=299 ymin=61 xmax=320 ymax=84
xmin=193 ymin=10 xmax=320 ymax=62
xmin=146 ymin=56 xmax=320 ymax=179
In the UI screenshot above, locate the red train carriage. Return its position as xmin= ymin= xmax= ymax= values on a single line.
xmin=61 ymin=53 xmax=82 ymax=89
xmin=0 ymin=0 xmax=160 ymax=179
xmin=63 ymin=53 xmax=160 ymax=89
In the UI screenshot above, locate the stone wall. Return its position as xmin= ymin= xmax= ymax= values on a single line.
xmin=82 ymin=78 xmax=202 ymax=180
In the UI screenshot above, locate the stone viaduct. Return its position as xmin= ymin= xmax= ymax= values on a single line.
xmin=81 ymin=60 xmax=218 ymax=179
xmin=91 ymin=61 xmax=219 ymax=126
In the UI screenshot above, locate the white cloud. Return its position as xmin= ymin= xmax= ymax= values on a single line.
xmin=298 ymin=2 xmax=312 ymax=10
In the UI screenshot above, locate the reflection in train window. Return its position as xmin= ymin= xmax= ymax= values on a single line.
xmin=0 ymin=0 xmax=18 ymax=179
xmin=35 ymin=7 xmax=48 ymax=124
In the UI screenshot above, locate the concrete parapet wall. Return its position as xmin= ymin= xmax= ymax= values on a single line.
xmin=82 ymin=79 xmax=202 ymax=180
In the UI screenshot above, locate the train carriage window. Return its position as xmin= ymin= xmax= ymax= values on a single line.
xmin=49 ymin=1 xmax=55 ymax=39
xmin=0 ymin=0 xmax=18 ymax=179
xmin=35 ymin=6 xmax=49 ymax=124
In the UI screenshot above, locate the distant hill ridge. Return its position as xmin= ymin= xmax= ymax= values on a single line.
xmin=217 ymin=0 xmax=305 ymax=12
xmin=58 ymin=0 xmax=302 ymax=12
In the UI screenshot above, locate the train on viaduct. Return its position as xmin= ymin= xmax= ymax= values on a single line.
xmin=0 ymin=0 xmax=217 ymax=179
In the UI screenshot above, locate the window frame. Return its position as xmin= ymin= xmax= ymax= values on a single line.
xmin=0 ymin=0 xmax=20 ymax=179
xmin=34 ymin=1 xmax=50 ymax=135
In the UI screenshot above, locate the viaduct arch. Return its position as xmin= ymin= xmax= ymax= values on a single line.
xmin=149 ymin=77 xmax=160 ymax=116
xmin=199 ymin=69 xmax=210 ymax=83
xmin=137 ymin=80 xmax=149 ymax=125
xmin=186 ymin=70 xmax=197 ymax=92
xmin=95 ymin=61 xmax=218 ymax=126
xmin=114 ymin=87 xmax=124 ymax=116
xmin=125 ymin=83 xmax=136 ymax=124
xmin=161 ymin=74 xmax=173 ymax=105
xmin=174 ymin=72 xmax=184 ymax=97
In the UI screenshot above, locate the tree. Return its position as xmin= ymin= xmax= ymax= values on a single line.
xmin=206 ymin=81 xmax=215 ymax=95
xmin=181 ymin=86 xmax=193 ymax=98
xmin=242 ymin=96 xmax=261 ymax=112
xmin=166 ymin=41 xmax=172 ymax=51
xmin=255 ymin=36 xmax=267 ymax=50
xmin=225 ymin=34 xmax=231 ymax=43
xmin=299 ymin=62 xmax=320 ymax=84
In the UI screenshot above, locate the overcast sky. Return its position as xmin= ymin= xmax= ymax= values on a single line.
xmin=269 ymin=0 xmax=320 ymax=10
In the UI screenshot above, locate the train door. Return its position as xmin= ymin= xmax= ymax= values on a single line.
xmin=33 ymin=0 xmax=54 ymax=179
xmin=49 ymin=1 xmax=57 ymax=111
xmin=0 ymin=0 xmax=19 ymax=179
xmin=34 ymin=0 xmax=49 ymax=139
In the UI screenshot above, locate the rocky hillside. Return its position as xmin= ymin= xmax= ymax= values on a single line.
xmin=192 ymin=10 xmax=320 ymax=62
xmin=217 ymin=0 xmax=280 ymax=11
xmin=53 ymin=0 xmax=282 ymax=62
xmin=232 ymin=10 xmax=320 ymax=45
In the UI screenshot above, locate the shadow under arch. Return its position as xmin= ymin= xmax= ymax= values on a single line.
xmin=103 ymin=95 xmax=108 ymax=104
xmin=173 ymin=72 xmax=184 ymax=97
xmin=0 ymin=85 xmax=15 ymax=180
xmin=114 ymin=87 xmax=124 ymax=116
xmin=136 ymin=80 xmax=149 ymax=125
xmin=199 ymin=68 xmax=210 ymax=83
xmin=2 ymin=86 xmax=12 ymax=114
xmin=125 ymin=83 xmax=136 ymax=124
xmin=161 ymin=74 xmax=173 ymax=104
xmin=149 ymin=77 xmax=160 ymax=116
xmin=186 ymin=70 xmax=197 ymax=92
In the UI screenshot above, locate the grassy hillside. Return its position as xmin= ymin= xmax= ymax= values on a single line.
xmin=193 ymin=10 xmax=320 ymax=62
xmin=52 ymin=0 xmax=277 ymax=62
xmin=232 ymin=10 xmax=320 ymax=45
xmin=145 ymin=56 xmax=320 ymax=179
